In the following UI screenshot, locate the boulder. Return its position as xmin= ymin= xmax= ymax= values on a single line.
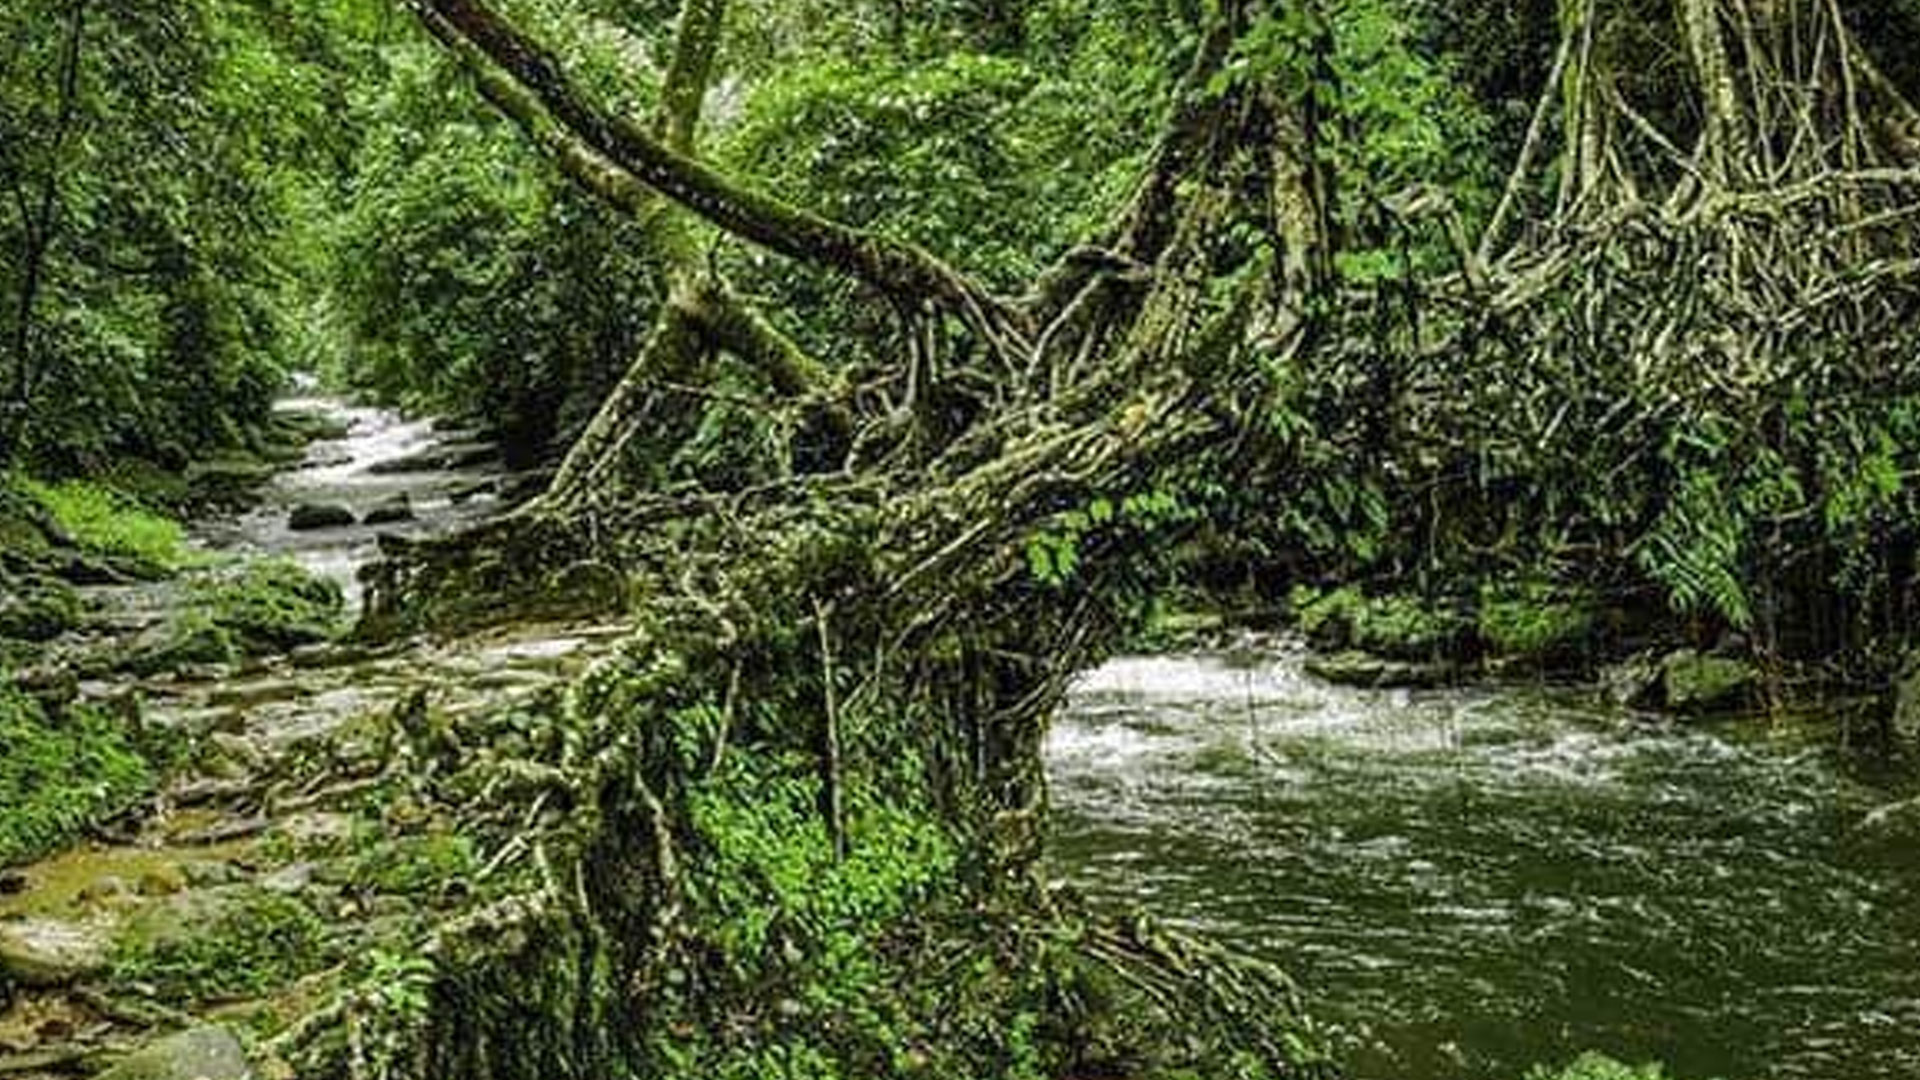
xmin=95 ymin=1026 xmax=254 ymax=1080
xmin=0 ymin=917 xmax=111 ymax=986
xmin=184 ymin=457 xmax=278 ymax=512
xmin=1659 ymin=649 xmax=1758 ymax=714
xmin=362 ymin=492 xmax=415 ymax=526
xmin=1603 ymin=648 xmax=1759 ymax=715
xmin=1304 ymin=650 xmax=1463 ymax=689
xmin=287 ymin=503 xmax=356 ymax=531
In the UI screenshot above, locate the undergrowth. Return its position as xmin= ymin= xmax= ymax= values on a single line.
xmin=0 ymin=683 xmax=153 ymax=867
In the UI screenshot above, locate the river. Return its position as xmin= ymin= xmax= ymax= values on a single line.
xmin=1046 ymin=647 xmax=1920 ymax=1080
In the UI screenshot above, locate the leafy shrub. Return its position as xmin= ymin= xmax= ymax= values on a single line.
xmin=1477 ymin=582 xmax=1597 ymax=660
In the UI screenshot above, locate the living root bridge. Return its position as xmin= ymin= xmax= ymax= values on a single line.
xmin=354 ymin=0 xmax=1920 ymax=1074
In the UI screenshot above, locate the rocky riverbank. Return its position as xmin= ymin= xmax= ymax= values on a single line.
xmin=0 ymin=396 xmax=620 ymax=1079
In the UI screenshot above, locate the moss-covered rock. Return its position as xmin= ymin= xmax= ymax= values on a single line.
xmin=123 ymin=611 xmax=242 ymax=676
xmin=0 ymin=576 xmax=80 ymax=642
xmin=191 ymin=559 xmax=344 ymax=653
xmin=1604 ymin=648 xmax=1759 ymax=715
xmin=1660 ymin=649 xmax=1759 ymax=714
xmin=182 ymin=456 xmax=279 ymax=513
xmin=1289 ymin=586 xmax=1471 ymax=661
xmin=110 ymin=886 xmax=329 ymax=1003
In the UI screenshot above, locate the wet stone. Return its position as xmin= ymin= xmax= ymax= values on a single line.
xmin=363 ymin=492 xmax=415 ymax=526
xmin=286 ymin=503 xmax=356 ymax=531
xmin=0 ymin=918 xmax=111 ymax=986
xmin=95 ymin=1025 xmax=254 ymax=1080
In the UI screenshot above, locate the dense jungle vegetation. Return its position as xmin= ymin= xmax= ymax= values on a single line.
xmin=7 ymin=0 xmax=1920 ymax=1077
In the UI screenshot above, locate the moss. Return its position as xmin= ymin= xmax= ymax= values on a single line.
xmin=1477 ymin=582 xmax=1597 ymax=662
xmin=0 ymin=576 xmax=81 ymax=642
xmin=1659 ymin=649 xmax=1758 ymax=714
xmin=1289 ymin=586 xmax=1468 ymax=660
xmin=0 ymin=685 xmax=154 ymax=867
xmin=10 ymin=476 xmax=191 ymax=572
xmin=345 ymin=832 xmax=478 ymax=895
xmin=110 ymin=887 xmax=329 ymax=1003
xmin=189 ymin=558 xmax=345 ymax=653
xmin=124 ymin=610 xmax=241 ymax=675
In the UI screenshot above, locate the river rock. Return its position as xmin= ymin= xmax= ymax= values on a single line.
xmin=1659 ymin=649 xmax=1758 ymax=714
xmin=363 ymin=492 xmax=415 ymax=525
xmin=95 ymin=1025 xmax=254 ymax=1080
xmin=1304 ymin=650 xmax=1462 ymax=689
xmin=287 ymin=503 xmax=356 ymax=531
xmin=367 ymin=442 xmax=498 ymax=476
xmin=184 ymin=457 xmax=278 ymax=512
xmin=448 ymin=479 xmax=497 ymax=505
xmin=0 ymin=918 xmax=111 ymax=986
xmin=1605 ymin=648 xmax=1758 ymax=715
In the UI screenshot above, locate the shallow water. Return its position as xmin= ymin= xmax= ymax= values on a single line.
xmin=190 ymin=396 xmax=505 ymax=612
xmin=1046 ymin=647 xmax=1920 ymax=1080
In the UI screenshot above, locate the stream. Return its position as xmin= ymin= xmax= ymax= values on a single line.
xmin=1047 ymin=648 xmax=1920 ymax=1080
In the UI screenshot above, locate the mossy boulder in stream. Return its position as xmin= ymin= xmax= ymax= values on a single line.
xmin=121 ymin=560 xmax=344 ymax=674
xmin=1605 ymin=648 xmax=1759 ymax=715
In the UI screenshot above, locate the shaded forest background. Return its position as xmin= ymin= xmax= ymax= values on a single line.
xmin=11 ymin=0 xmax=1920 ymax=681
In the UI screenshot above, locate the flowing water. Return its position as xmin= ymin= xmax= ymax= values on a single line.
xmin=1046 ymin=647 xmax=1920 ymax=1080
xmin=192 ymin=393 xmax=508 ymax=612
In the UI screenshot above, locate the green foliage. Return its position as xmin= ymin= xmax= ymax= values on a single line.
xmin=1477 ymin=582 xmax=1596 ymax=659
xmin=9 ymin=476 xmax=189 ymax=570
xmin=0 ymin=0 xmax=380 ymax=474
xmin=1634 ymin=469 xmax=1751 ymax=630
xmin=1026 ymin=489 xmax=1199 ymax=588
xmin=331 ymin=41 xmax=664 ymax=458
xmin=111 ymin=888 xmax=329 ymax=1002
xmin=0 ymin=686 xmax=153 ymax=868
xmin=719 ymin=33 xmax=1156 ymax=368
xmin=1289 ymin=586 xmax=1467 ymax=660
